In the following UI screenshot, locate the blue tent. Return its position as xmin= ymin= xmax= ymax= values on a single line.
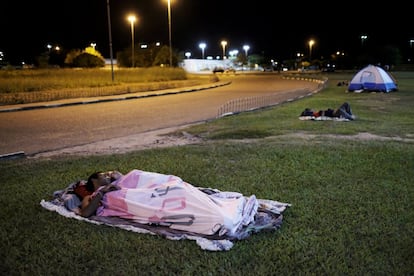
xmin=348 ymin=65 xmax=398 ymax=93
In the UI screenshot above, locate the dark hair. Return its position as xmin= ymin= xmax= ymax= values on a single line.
xmin=86 ymin=171 xmax=102 ymax=192
xmin=301 ymin=108 xmax=314 ymax=116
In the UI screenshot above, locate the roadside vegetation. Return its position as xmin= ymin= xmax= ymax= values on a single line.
xmin=0 ymin=71 xmax=413 ymax=275
xmin=0 ymin=67 xmax=214 ymax=104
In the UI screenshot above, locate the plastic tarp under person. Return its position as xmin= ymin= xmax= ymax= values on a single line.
xmin=41 ymin=169 xmax=290 ymax=251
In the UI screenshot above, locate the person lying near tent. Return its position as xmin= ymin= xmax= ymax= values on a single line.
xmin=299 ymin=102 xmax=356 ymax=121
xmin=41 ymin=169 xmax=290 ymax=251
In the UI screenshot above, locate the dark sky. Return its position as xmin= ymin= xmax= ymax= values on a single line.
xmin=2 ymin=0 xmax=412 ymax=64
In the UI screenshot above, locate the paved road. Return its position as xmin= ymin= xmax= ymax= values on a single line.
xmin=0 ymin=74 xmax=322 ymax=157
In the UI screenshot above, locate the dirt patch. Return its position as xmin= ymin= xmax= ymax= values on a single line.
xmin=281 ymin=131 xmax=414 ymax=142
xmin=31 ymin=124 xmax=204 ymax=159
xmin=31 ymin=129 xmax=413 ymax=159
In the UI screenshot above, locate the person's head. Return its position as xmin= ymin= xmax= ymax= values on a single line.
xmin=86 ymin=171 xmax=111 ymax=192
xmin=301 ymin=108 xmax=313 ymax=116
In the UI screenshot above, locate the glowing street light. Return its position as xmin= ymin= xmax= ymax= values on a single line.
xmin=229 ymin=49 xmax=238 ymax=59
xmin=361 ymin=35 xmax=367 ymax=47
xmin=199 ymin=43 xmax=206 ymax=59
xmin=127 ymin=15 xmax=136 ymax=67
xmin=308 ymin=39 xmax=315 ymax=60
xmin=90 ymin=43 xmax=96 ymax=50
xmin=221 ymin=40 xmax=227 ymax=59
xmin=165 ymin=0 xmax=173 ymax=67
xmin=410 ymin=39 xmax=414 ymax=48
xmin=185 ymin=52 xmax=191 ymax=59
xmin=243 ymin=45 xmax=250 ymax=57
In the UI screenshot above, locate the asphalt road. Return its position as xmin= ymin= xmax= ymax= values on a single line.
xmin=0 ymin=74 xmax=321 ymax=157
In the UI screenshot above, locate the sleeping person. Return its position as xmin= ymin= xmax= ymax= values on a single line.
xmin=76 ymin=169 xmax=259 ymax=238
xmin=300 ymin=102 xmax=356 ymax=120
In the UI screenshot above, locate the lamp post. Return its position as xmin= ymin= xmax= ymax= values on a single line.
xmin=410 ymin=39 xmax=414 ymax=48
xmin=221 ymin=40 xmax=227 ymax=59
xmin=308 ymin=39 xmax=315 ymax=60
xmin=243 ymin=45 xmax=250 ymax=70
xmin=243 ymin=45 xmax=250 ymax=57
xmin=90 ymin=43 xmax=96 ymax=50
xmin=166 ymin=0 xmax=173 ymax=67
xmin=199 ymin=43 xmax=206 ymax=59
xmin=127 ymin=15 xmax=136 ymax=67
xmin=361 ymin=35 xmax=367 ymax=47
xmin=107 ymin=0 xmax=114 ymax=81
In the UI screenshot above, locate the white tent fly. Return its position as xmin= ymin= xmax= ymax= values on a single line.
xmin=348 ymin=65 xmax=398 ymax=93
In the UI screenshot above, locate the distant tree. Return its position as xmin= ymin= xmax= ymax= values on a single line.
xmin=116 ymin=46 xmax=151 ymax=67
xmin=377 ymin=45 xmax=403 ymax=66
xmin=355 ymin=44 xmax=403 ymax=69
xmin=64 ymin=47 xmax=105 ymax=68
xmin=36 ymin=52 xmax=50 ymax=68
xmin=116 ymin=50 xmax=129 ymax=68
xmin=65 ymin=49 xmax=82 ymax=66
xmin=72 ymin=52 xmax=105 ymax=68
xmin=116 ymin=44 xmax=178 ymax=67
xmin=83 ymin=46 xmax=104 ymax=60
xmin=136 ymin=49 xmax=152 ymax=67
xmin=153 ymin=45 xmax=177 ymax=67
xmin=236 ymin=52 xmax=248 ymax=66
xmin=48 ymin=49 xmax=65 ymax=67
xmin=248 ymin=54 xmax=266 ymax=68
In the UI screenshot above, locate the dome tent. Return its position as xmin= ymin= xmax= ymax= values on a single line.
xmin=348 ymin=65 xmax=398 ymax=93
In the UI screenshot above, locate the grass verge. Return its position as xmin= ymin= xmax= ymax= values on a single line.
xmin=0 ymin=72 xmax=413 ymax=275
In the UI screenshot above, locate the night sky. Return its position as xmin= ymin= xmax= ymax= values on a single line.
xmin=2 ymin=0 xmax=412 ymax=65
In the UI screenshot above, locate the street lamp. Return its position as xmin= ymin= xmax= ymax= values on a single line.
xmin=243 ymin=45 xmax=250 ymax=57
xmin=308 ymin=39 xmax=315 ymax=60
xmin=221 ymin=40 xmax=227 ymax=59
xmin=90 ymin=43 xmax=96 ymax=50
xmin=361 ymin=35 xmax=367 ymax=47
xmin=185 ymin=52 xmax=191 ymax=59
xmin=229 ymin=49 xmax=238 ymax=59
xmin=127 ymin=15 xmax=136 ymax=67
xmin=165 ymin=0 xmax=173 ymax=67
xmin=410 ymin=39 xmax=414 ymax=48
xmin=199 ymin=43 xmax=206 ymax=59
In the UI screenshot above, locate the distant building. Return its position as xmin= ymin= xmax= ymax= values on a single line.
xmin=180 ymin=59 xmax=234 ymax=73
xmin=104 ymin=58 xmax=118 ymax=69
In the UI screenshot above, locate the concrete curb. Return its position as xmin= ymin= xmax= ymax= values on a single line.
xmin=0 ymin=151 xmax=26 ymax=160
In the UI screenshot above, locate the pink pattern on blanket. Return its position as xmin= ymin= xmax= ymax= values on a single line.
xmin=116 ymin=169 xmax=179 ymax=188
xmin=98 ymin=170 xmax=181 ymax=219
xmin=96 ymin=169 xmax=258 ymax=236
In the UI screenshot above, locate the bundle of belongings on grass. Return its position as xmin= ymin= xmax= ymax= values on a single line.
xmin=40 ymin=169 xmax=290 ymax=251
xmin=299 ymin=102 xmax=356 ymax=121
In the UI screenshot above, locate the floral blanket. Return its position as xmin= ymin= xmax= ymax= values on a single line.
xmin=40 ymin=169 xmax=290 ymax=251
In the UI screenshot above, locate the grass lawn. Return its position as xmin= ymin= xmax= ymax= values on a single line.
xmin=0 ymin=71 xmax=413 ymax=275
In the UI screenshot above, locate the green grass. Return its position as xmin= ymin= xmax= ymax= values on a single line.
xmin=1 ymin=72 xmax=413 ymax=275
xmin=0 ymin=67 xmax=214 ymax=105
xmin=0 ymin=67 xmax=193 ymax=92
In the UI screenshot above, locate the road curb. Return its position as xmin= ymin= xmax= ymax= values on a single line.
xmin=0 ymin=151 xmax=26 ymax=160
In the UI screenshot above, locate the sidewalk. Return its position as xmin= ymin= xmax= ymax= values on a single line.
xmin=0 ymin=81 xmax=231 ymax=113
